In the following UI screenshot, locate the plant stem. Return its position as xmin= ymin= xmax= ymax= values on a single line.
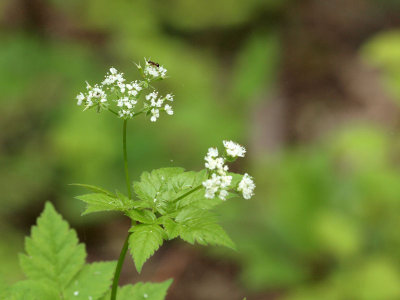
xmin=173 ymin=184 xmax=202 ymax=202
xmin=123 ymin=119 xmax=132 ymax=199
xmin=110 ymin=233 xmax=130 ymax=300
xmin=110 ymin=120 xmax=132 ymax=300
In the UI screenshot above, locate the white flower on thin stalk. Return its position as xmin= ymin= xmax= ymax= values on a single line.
xmin=77 ymin=83 xmax=108 ymax=111
xmin=237 ymin=173 xmax=255 ymax=200
xmin=150 ymin=108 xmax=159 ymax=122
xmin=223 ymin=140 xmax=246 ymax=158
xmin=76 ymin=93 xmax=85 ymax=106
xmin=165 ymin=94 xmax=174 ymax=102
xmin=164 ymin=104 xmax=173 ymax=115
xmin=145 ymin=91 xmax=174 ymax=122
xmin=102 ymin=67 xmax=125 ymax=86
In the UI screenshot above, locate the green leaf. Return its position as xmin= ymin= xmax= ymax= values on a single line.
xmin=101 ymin=279 xmax=173 ymax=300
xmin=116 ymin=190 xmax=134 ymax=207
xmin=128 ymin=224 xmax=165 ymax=273
xmin=64 ymin=262 xmax=116 ymax=300
xmin=75 ymin=193 xmax=132 ymax=215
xmin=9 ymin=280 xmax=60 ymax=300
xmin=19 ymin=202 xmax=86 ymax=290
xmin=133 ymin=168 xmax=185 ymax=212
xmin=175 ymin=208 xmax=236 ymax=250
xmin=126 ymin=209 xmax=156 ymax=224
xmin=159 ymin=218 xmax=180 ymax=239
xmin=133 ymin=168 xmax=215 ymax=214
xmin=70 ymin=183 xmax=115 ymax=197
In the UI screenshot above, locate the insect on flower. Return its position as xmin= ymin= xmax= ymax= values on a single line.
xmin=148 ymin=60 xmax=160 ymax=68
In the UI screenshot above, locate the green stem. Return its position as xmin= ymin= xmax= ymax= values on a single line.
xmin=123 ymin=120 xmax=132 ymax=199
xmin=110 ymin=233 xmax=130 ymax=300
xmin=173 ymin=184 xmax=202 ymax=202
xmin=110 ymin=120 xmax=132 ymax=300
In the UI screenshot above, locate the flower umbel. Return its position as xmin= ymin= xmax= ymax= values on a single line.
xmin=202 ymin=141 xmax=255 ymax=201
xmin=76 ymin=59 xmax=174 ymax=122
xmin=238 ymin=173 xmax=255 ymax=200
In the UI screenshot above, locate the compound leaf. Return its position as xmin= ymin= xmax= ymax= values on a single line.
xmin=129 ymin=224 xmax=165 ymax=273
xmin=19 ymin=202 xmax=86 ymax=291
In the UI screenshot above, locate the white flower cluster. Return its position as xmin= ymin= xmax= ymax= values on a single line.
xmin=76 ymin=82 xmax=107 ymax=110
xmin=101 ymin=67 xmax=144 ymax=118
xmin=202 ymin=147 xmax=232 ymax=200
xmin=202 ymin=141 xmax=255 ymax=201
xmin=143 ymin=60 xmax=167 ymax=80
xmin=238 ymin=173 xmax=255 ymax=200
xmin=223 ymin=140 xmax=246 ymax=158
xmin=76 ymin=59 xmax=174 ymax=122
xmin=145 ymin=91 xmax=174 ymax=122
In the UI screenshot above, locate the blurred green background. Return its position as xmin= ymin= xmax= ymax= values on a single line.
xmin=2 ymin=0 xmax=400 ymax=299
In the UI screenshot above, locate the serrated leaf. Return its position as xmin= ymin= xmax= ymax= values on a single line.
xmin=101 ymin=279 xmax=173 ymax=300
xmin=19 ymin=202 xmax=86 ymax=291
xmin=128 ymin=225 xmax=165 ymax=273
xmin=64 ymin=261 xmax=116 ymax=300
xmin=126 ymin=209 xmax=156 ymax=224
xmin=133 ymin=168 xmax=185 ymax=212
xmin=133 ymin=168 xmax=214 ymax=214
xmin=175 ymin=208 xmax=236 ymax=250
xmin=70 ymin=183 xmax=115 ymax=197
xmin=160 ymin=218 xmax=180 ymax=239
xmin=116 ymin=190 xmax=135 ymax=207
xmin=9 ymin=280 xmax=60 ymax=300
xmin=75 ymin=193 xmax=132 ymax=215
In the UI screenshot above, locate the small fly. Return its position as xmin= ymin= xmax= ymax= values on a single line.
xmin=147 ymin=60 xmax=160 ymax=68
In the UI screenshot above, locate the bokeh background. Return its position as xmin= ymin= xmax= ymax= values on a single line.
xmin=2 ymin=0 xmax=400 ymax=299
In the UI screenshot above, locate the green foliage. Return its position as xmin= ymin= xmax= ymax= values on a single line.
xmin=124 ymin=167 xmax=237 ymax=272
xmin=10 ymin=202 xmax=116 ymax=300
xmin=19 ymin=202 xmax=86 ymax=290
xmin=75 ymin=193 xmax=133 ymax=215
xmin=102 ymin=279 xmax=173 ymax=300
xmin=129 ymin=225 xmax=165 ymax=273
xmin=174 ymin=208 xmax=235 ymax=249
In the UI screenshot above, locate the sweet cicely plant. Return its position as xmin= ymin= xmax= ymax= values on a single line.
xmin=4 ymin=59 xmax=255 ymax=300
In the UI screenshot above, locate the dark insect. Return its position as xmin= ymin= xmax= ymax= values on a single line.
xmin=148 ymin=60 xmax=160 ymax=68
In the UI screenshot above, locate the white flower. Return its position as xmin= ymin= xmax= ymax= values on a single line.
xmin=218 ymin=190 xmax=229 ymax=201
xmin=220 ymin=174 xmax=232 ymax=188
xmin=159 ymin=66 xmax=167 ymax=78
xmin=165 ymin=94 xmax=174 ymax=101
xmin=223 ymin=140 xmax=246 ymax=158
xmin=110 ymin=67 xmax=117 ymax=74
xmin=150 ymin=108 xmax=159 ymax=122
xmin=146 ymin=91 xmax=158 ymax=101
xmin=202 ymin=173 xmax=231 ymax=200
xmin=76 ymin=93 xmax=84 ymax=106
xmin=205 ymin=156 xmax=225 ymax=171
xmin=237 ymin=173 xmax=255 ymax=200
xmin=143 ymin=60 xmax=168 ymax=80
xmin=164 ymin=104 xmax=173 ymax=115
xmin=207 ymin=147 xmax=218 ymax=157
